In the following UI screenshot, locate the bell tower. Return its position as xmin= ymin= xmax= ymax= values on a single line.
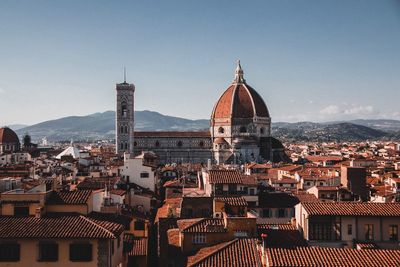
xmin=116 ymin=70 xmax=135 ymax=155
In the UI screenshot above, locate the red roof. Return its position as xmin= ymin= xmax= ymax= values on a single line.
xmin=214 ymin=196 xmax=248 ymax=206
xmin=211 ymin=82 xmax=270 ymax=120
xmin=208 ymin=170 xmax=243 ymax=184
xmin=265 ymin=246 xmax=400 ymax=267
xmin=302 ymin=202 xmax=400 ymax=216
xmin=0 ymin=215 xmax=123 ymax=239
xmin=46 ymin=190 xmax=92 ymax=205
xmin=187 ymin=238 xmax=262 ymax=267
xmin=128 ymin=237 xmax=148 ymax=256
xmin=178 ymin=218 xmax=226 ymax=233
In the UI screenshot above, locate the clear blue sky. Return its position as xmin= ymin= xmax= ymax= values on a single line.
xmin=1 ymin=0 xmax=400 ymax=126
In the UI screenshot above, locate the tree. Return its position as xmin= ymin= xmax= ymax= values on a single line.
xmin=23 ymin=134 xmax=31 ymax=147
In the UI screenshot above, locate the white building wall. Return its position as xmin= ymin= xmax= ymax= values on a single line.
xmin=120 ymin=156 xmax=156 ymax=191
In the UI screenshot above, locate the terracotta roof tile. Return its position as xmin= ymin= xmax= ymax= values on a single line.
xmin=128 ymin=237 xmax=148 ymax=256
xmin=265 ymin=246 xmax=400 ymax=267
xmin=214 ymin=196 xmax=248 ymax=206
xmin=187 ymin=238 xmax=262 ymax=267
xmin=302 ymin=202 xmax=400 ymax=216
xmin=208 ymin=170 xmax=243 ymax=184
xmin=178 ymin=218 xmax=226 ymax=233
xmin=0 ymin=215 xmax=123 ymax=239
xmin=46 ymin=190 xmax=92 ymax=205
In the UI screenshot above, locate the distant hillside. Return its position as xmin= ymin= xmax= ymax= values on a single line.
xmin=330 ymin=119 xmax=400 ymax=132
xmin=272 ymin=122 xmax=387 ymax=142
xmin=17 ymin=111 xmax=209 ymax=141
xmin=15 ymin=111 xmax=400 ymax=142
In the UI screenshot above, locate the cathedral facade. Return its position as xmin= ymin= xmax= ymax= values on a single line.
xmin=116 ymin=62 xmax=287 ymax=164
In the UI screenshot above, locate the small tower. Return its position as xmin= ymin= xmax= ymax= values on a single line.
xmin=116 ymin=69 xmax=135 ymax=155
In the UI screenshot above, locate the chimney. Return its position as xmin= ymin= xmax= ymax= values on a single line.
xmin=261 ymin=233 xmax=268 ymax=266
xmin=35 ymin=207 xmax=42 ymax=219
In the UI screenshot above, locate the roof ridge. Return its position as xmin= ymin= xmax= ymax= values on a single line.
xmin=81 ymin=216 xmax=116 ymax=238
xmin=189 ymin=239 xmax=239 ymax=266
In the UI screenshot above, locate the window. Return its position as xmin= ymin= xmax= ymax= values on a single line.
xmin=239 ymin=126 xmax=247 ymax=133
xmin=0 ymin=243 xmax=20 ymax=262
xmin=319 ymin=182 xmax=324 ymax=186
xmin=278 ymin=209 xmax=286 ymax=218
xmin=70 ymin=243 xmax=92 ymax=262
xmin=262 ymin=209 xmax=270 ymax=218
xmin=14 ymin=206 xmax=29 ymax=217
xmin=365 ymin=224 xmax=374 ymax=241
xmin=140 ymin=172 xmax=149 ymax=178
xmin=218 ymin=127 xmax=224 ymax=134
xmin=133 ymin=141 xmax=138 ymax=147
xmin=228 ymin=184 xmax=237 ymax=194
xmin=120 ymin=126 xmax=124 ymax=134
xmin=249 ymin=188 xmax=255 ymax=195
xmin=155 ymin=141 xmax=160 ymax=147
xmin=38 ymin=242 xmax=58 ymax=262
xmin=199 ymin=141 xmax=204 ymax=147
xmin=186 ymin=208 xmax=193 ymax=217
xmin=177 ymin=141 xmax=183 ymax=147
xmin=121 ymin=103 xmax=127 ymax=118
xmin=389 ymin=225 xmax=398 ymax=241
xmin=117 ymin=236 xmax=121 ymax=248
xmin=309 ymin=223 xmax=339 ymax=241
xmin=124 ymin=142 xmax=128 ymax=149
xmin=134 ymin=221 xmax=145 ymax=231
xmin=192 ymin=234 xmax=206 ymax=244
xmin=120 ymin=143 xmax=124 ymax=150
xmin=260 ymin=127 xmax=265 ymax=134
xmin=347 ymin=224 xmax=352 ymax=235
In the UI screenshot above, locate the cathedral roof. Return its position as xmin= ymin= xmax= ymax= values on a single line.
xmin=211 ymin=61 xmax=270 ymax=120
xmin=0 ymin=127 xmax=20 ymax=144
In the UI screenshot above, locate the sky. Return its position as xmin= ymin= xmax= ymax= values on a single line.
xmin=1 ymin=0 xmax=400 ymax=126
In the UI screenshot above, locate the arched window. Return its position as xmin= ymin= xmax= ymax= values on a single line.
xmin=155 ymin=141 xmax=160 ymax=147
xmin=124 ymin=142 xmax=128 ymax=149
xmin=120 ymin=143 xmax=124 ymax=150
xmin=121 ymin=102 xmax=127 ymax=118
xmin=124 ymin=126 xmax=128 ymax=134
xmin=260 ymin=127 xmax=265 ymax=134
xmin=218 ymin=127 xmax=224 ymax=134
xmin=120 ymin=126 xmax=124 ymax=134
xmin=240 ymin=126 xmax=247 ymax=133
xmin=199 ymin=141 xmax=204 ymax=148
xmin=133 ymin=141 xmax=138 ymax=147
xmin=177 ymin=141 xmax=183 ymax=147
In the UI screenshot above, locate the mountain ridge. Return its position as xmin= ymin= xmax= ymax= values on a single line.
xmin=13 ymin=111 xmax=400 ymax=142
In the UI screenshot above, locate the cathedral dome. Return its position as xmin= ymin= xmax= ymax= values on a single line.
xmin=0 ymin=127 xmax=20 ymax=144
xmin=211 ymin=61 xmax=270 ymax=120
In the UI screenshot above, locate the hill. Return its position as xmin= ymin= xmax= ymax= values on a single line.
xmin=15 ymin=111 xmax=400 ymax=142
xmin=16 ymin=111 xmax=209 ymax=141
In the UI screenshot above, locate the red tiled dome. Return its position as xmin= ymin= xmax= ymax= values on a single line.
xmin=212 ymin=83 xmax=270 ymax=119
xmin=211 ymin=62 xmax=270 ymax=120
xmin=0 ymin=127 xmax=20 ymax=144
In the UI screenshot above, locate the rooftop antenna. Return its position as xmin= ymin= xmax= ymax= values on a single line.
xmin=123 ymin=66 xmax=126 ymax=83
